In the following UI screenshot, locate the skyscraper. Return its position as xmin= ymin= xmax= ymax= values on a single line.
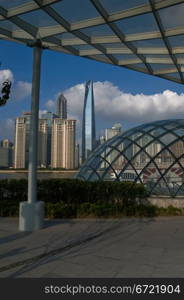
xmin=104 ymin=123 xmax=123 ymax=169
xmin=14 ymin=116 xmax=27 ymax=168
xmin=41 ymin=111 xmax=57 ymax=167
xmin=14 ymin=113 xmax=49 ymax=168
xmin=82 ymin=80 xmax=96 ymax=163
xmin=65 ymin=120 xmax=76 ymax=169
xmin=0 ymin=139 xmax=13 ymax=168
xmin=1 ymin=139 xmax=12 ymax=148
xmin=56 ymin=94 xmax=67 ymax=119
xmin=38 ymin=119 xmax=48 ymax=168
xmin=23 ymin=112 xmax=31 ymax=168
xmin=105 ymin=123 xmax=122 ymax=140
xmin=51 ymin=118 xmax=76 ymax=169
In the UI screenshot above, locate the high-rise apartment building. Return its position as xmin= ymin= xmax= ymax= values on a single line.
xmin=0 ymin=139 xmax=13 ymax=168
xmin=105 ymin=123 xmax=122 ymax=140
xmin=82 ymin=80 xmax=96 ymax=163
xmin=1 ymin=139 xmax=12 ymax=148
xmin=65 ymin=120 xmax=76 ymax=169
xmin=104 ymin=123 xmax=123 ymax=169
xmin=170 ymin=141 xmax=184 ymax=161
xmin=132 ymin=134 xmax=162 ymax=166
xmin=56 ymin=94 xmax=67 ymax=119
xmin=14 ymin=116 xmax=27 ymax=168
xmin=51 ymin=118 xmax=76 ymax=169
xmin=41 ymin=111 xmax=57 ymax=167
xmin=14 ymin=113 xmax=49 ymax=168
xmin=38 ymin=119 xmax=48 ymax=168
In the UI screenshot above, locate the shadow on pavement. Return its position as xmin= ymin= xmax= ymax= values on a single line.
xmin=43 ymin=219 xmax=77 ymax=229
xmin=4 ymin=217 xmax=156 ymax=278
xmin=0 ymin=232 xmax=31 ymax=246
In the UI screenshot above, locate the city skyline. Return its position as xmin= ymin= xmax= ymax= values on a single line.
xmin=3 ymin=80 xmax=184 ymax=148
xmin=13 ymin=103 xmax=77 ymax=169
xmin=0 ymin=98 xmax=129 ymax=170
xmin=0 ymin=79 xmax=129 ymax=147
xmin=2 ymin=78 xmax=184 ymax=142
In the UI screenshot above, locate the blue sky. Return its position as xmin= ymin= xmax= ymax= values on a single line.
xmin=1 ymin=39 xmax=184 ymax=142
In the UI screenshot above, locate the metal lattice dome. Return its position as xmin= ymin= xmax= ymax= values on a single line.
xmin=77 ymin=119 xmax=184 ymax=197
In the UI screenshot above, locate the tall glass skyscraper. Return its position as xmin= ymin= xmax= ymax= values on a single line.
xmin=82 ymin=80 xmax=96 ymax=163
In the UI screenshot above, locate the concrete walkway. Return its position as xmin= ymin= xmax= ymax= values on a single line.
xmin=0 ymin=217 xmax=184 ymax=278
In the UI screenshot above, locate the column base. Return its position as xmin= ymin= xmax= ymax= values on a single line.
xmin=19 ymin=201 xmax=44 ymax=231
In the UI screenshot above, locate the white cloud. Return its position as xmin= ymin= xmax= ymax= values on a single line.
xmin=3 ymin=81 xmax=184 ymax=141
xmin=61 ymin=81 xmax=184 ymax=124
xmin=0 ymin=69 xmax=14 ymax=84
xmin=13 ymin=81 xmax=32 ymax=101
xmin=0 ymin=118 xmax=14 ymax=140
xmin=6 ymin=118 xmax=14 ymax=128
xmin=0 ymin=69 xmax=31 ymax=101
xmin=45 ymin=99 xmax=55 ymax=109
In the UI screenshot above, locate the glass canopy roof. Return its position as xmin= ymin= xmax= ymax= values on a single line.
xmin=1 ymin=0 xmax=184 ymax=84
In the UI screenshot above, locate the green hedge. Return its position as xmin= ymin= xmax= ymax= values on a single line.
xmin=0 ymin=178 xmax=147 ymax=217
xmin=1 ymin=178 xmax=184 ymax=218
xmin=0 ymin=179 xmax=184 ymax=218
xmin=37 ymin=179 xmax=147 ymax=204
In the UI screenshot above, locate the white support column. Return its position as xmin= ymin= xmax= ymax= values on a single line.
xmin=19 ymin=41 xmax=44 ymax=231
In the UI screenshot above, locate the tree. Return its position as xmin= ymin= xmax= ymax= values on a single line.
xmin=0 ymin=80 xmax=11 ymax=106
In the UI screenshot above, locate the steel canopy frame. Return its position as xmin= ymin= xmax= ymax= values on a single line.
xmin=0 ymin=0 xmax=184 ymax=83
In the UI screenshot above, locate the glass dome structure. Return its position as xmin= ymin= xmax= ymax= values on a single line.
xmin=77 ymin=119 xmax=184 ymax=197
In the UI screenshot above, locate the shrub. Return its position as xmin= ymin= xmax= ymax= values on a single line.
xmin=0 ymin=178 xmax=148 ymax=218
xmin=135 ymin=204 xmax=157 ymax=217
xmin=157 ymin=205 xmax=182 ymax=216
xmin=45 ymin=201 xmax=77 ymax=219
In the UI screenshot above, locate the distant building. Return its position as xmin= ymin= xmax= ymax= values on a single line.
xmin=56 ymin=94 xmax=67 ymax=119
xmin=41 ymin=111 xmax=57 ymax=167
xmin=82 ymin=80 xmax=96 ymax=163
xmin=51 ymin=118 xmax=76 ymax=169
xmin=170 ymin=140 xmax=184 ymax=162
xmin=75 ymin=144 xmax=80 ymax=169
xmin=14 ymin=112 xmax=50 ymax=168
xmin=0 ymin=139 xmax=13 ymax=168
xmin=132 ymin=134 xmax=162 ymax=165
xmin=14 ymin=116 xmax=27 ymax=168
xmin=1 ymin=139 xmax=12 ymax=148
xmin=105 ymin=123 xmax=122 ymax=140
xmin=0 ymin=148 xmax=10 ymax=168
xmin=98 ymin=136 xmax=106 ymax=169
xmin=103 ymin=123 xmax=123 ymax=169
xmin=38 ymin=119 xmax=48 ymax=168
xmin=99 ymin=136 xmax=105 ymax=145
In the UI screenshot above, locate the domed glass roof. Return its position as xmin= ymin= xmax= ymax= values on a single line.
xmin=77 ymin=119 xmax=184 ymax=197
